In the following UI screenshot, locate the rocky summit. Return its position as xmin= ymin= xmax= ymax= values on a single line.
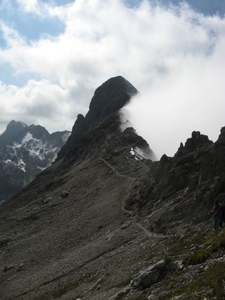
xmin=0 ymin=76 xmax=225 ymax=300
xmin=0 ymin=121 xmax=70 ymax=202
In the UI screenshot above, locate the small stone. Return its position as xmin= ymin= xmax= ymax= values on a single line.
xmin=17 ymin=263 xmax=24 ymax=272
xmin=61 ymin=191 xmax=69 ymax=198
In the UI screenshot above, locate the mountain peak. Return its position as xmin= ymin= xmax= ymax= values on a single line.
xmin=8 ymin=120 xmax=28 ymax=129
xmin=86 ymin=76 xmax=138 ymax=127
xmin=57 ymin=76 xmax=139 ymax=161
xmin=0 ymin=120 xmax=28 ymax=147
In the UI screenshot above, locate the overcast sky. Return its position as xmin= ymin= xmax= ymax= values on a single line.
xmin=0 ymin=0 xmax=225 ymax=159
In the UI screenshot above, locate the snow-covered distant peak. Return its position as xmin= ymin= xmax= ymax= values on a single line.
xmin=0 ymin=123 xmax=70 ymax=201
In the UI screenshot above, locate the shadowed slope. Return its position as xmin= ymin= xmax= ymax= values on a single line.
xmin=0 ymin=76 xmax=225 ymax=300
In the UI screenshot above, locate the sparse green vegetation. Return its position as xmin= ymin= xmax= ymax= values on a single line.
xmin=154 ymin=229 xmax=225 ymax=300
xmin=189 ymin=230 xmax=225 ymax=265
xmin=189 ymin=248 xmax=209 ymax=265
xmin=171 ymin=229 xmax=225 ymax=264
xmin=204 ymin=261 xmax=225 ymax=299
xmin=171 ymin=233 xmax=205 ymax=256
xmin=158 ymin=261 xmax=225 ymax=300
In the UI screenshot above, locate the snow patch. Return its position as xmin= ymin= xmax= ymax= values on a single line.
xmin=12 ymin=143 xmax=22 ymax=149
xmin=130 ymin=147 xmax=149 ymax=160
xmin=4 ymin=158 xmax=26 ymax=171
xmin=0 ymin=199 xmax=5 ymax=206
xmin=18 ymin=159 xmax=26 ymax=172
xmin=37 ymin=166 xmax=46 ymax=171
xmin=5 ymin=159 xmax=12 ymax=164
xmin=22 ymin=132 xmax=33 ymax=143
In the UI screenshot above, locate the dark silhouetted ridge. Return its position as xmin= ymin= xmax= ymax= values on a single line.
xmin=57 ymin=75 xmax=138 ymax=161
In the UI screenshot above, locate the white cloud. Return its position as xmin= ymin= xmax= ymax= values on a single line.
xmin=0 ymin=0 xmax=224 ymax=159
xmin=0 ymin=79 xmax=87 ymax=133
xmin=121 ymin=5 xmax=225 ymax=159
xmin=15 ymin=0 xmax=47 ymax=15
xmin=123 ymin=49 xmax=225 ymax=158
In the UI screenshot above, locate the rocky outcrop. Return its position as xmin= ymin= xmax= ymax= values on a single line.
xmin=57 ymin=76 xmax=138 ymax=161
xmin=124 ymin=127 xmax=225 ymax=235
xmin=109 ymin=259 xmax=175 ymax=299
xmin=85 ymin=75 xmax=138 ymax=126
xmin=130 ymin=259 xmax=169 ymax=290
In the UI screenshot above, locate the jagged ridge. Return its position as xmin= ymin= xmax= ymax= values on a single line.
xmin=0 ymin=76 xmax=224 ymax=300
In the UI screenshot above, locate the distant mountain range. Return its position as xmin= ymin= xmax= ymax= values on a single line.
xmin=0 ymin=121 xmax=70 ymax=202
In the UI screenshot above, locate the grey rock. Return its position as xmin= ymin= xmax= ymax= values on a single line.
xmin=130 ymin=260 xmax=167 ymax=290
xmin=109 ymin=286 xmax=131 ymax=300
xmin=61 ymin=191 xmax=69 ymax=198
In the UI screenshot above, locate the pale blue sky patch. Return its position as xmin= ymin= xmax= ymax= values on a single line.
xmin=0 ymin=63 xmax=42 ymax=86
xmin=168 ymin=0 xmax=225 ymax=16
xmin=123 ymin=0 xmax=142 ymax=8
xmin=124 ymin=0 xmax=225 ymax=16
xmin=15 ymin=15 xmax=64 ymax=42
xmin=0 ymin=63 xmax=19 ymax=85
xmin=0 ymin=4 xmax=65 ymax=43
xmin=40 ymin=0 xmax=74 ymax=6
xmin=0 ymin=30 xmax=7 ymax=48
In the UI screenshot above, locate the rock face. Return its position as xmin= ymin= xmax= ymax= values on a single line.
xmin=124 ymin=128 xmax=225 ymax=233
xmin=130 ymin=259 xmax=169 ymax=290
xmin=57 ymin=75 xmax=139 ymax=161
xmin=0 ymin=122 xmax=70 ymax=201
xmin=0 ymin=76 xmax=225 ymax=300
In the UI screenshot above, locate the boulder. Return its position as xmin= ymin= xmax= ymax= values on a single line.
xmin=130 ymin=259 xmax=167 ymax=290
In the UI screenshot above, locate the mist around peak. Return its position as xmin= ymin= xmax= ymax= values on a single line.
xmin=122 ymin=54 xmax=225 ymax=160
